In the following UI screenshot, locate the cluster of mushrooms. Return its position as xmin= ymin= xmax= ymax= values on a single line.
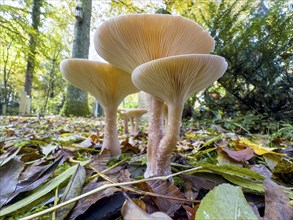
xmin=60 ymin=14 xmax=228 ymax=178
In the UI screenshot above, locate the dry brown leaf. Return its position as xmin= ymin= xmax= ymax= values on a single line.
xmin=263 ymin=179 xmax=293 ymax=220
xmin=147 ymin=180 xmax=186 ymax=217
xmin=68 ymin=180 xmax=120 ymax=220
xmin=221 ymin=146 xmax=254 ymax=161
xmin=182 ymin=205 xmax=196 ymax=220
xmin=121 ymin=193 xmax=172 ymax=220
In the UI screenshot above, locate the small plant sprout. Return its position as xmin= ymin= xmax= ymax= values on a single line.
xmin=60 ymin=59 xmax=139 ymax=157
xmin=132 ymin=54 xmax=228 ymax=177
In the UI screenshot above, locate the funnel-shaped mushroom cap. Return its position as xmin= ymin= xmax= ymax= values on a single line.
xmin=60 ymin=59 xmax=139 ymax=108
xmin=132 ymin=54 xmax=228 ymax=105
xmin=123 ymin=109 xmax=147 ymax=118
xmin=94 ymin=14 xmax=215 ymax=73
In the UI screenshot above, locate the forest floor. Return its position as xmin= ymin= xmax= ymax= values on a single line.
xmin=0 ymin=115 xmax=292 ymax=220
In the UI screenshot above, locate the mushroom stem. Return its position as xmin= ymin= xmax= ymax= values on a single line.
xmin=103 ymin=106 xmax=121 ymax=157
xmin=134 ymin=116 xmax=140 ymax=133
xmin=144 ymin=94 xmax=165 ymax=177
xmin=146 ymin=102 xmax=183 ymax=177
xmin=123 ymin=115 xmax=129 ymax=135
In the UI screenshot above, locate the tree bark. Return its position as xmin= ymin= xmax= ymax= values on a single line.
xmin=24 ymin=0 xmax=42 ymax=97
xmin=61 ymin=0 xmax=92 ymax=116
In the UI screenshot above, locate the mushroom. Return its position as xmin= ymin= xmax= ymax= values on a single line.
xmin=94 ymin=14 xmax=215 ymax=169
xmin=60 ymin=59 xmax=139 ymax=157
xmin=94 ymin=14 xmax=215 ymax=73
xmin=132 ymin=54 xmax=228 ymax=177
xmin=120 ymin=109 xmax=147 ymax=135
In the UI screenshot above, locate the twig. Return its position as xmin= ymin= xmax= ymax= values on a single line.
xmin=20 ymin=166 xmax=202 ymax=220
xmin=88 ymin=164 xmax=199 ymax=203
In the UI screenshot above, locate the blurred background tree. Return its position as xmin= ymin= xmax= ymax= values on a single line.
xmin=0 ymin=0 xmax=74 ymax=115
xmin=0 ymin=0 xmax=292 ymax=124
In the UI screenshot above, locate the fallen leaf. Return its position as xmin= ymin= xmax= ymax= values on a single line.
xmin=0 ymin=147 xmax=21 ymax=166
xmin=6 ymin=156 xmax=63 ymax=204
xmin=237 ymin=138 xmax=285 ymax=156
xmin=195 ymin=183 xmax=258 ymax=220
xmin=74 ymin=135 xmax=97 ymax=148
xmin=199 ymin=164 xmax=265 ymax=181
xmin=0 ymin=163 xmax=82 ymax=217
xmin=0 ymin=157 xmax=24 ymax=208
xmin=221 ymin=146 xmax=254 ymax=161
xmin=56 ymin=164 xmax=86 ymax=220
xmin=68 ymin=180 xmax=120 ymax=220
xmin=217 ymin=151 xmax=243 ymax=166
xmin=272 ymin=158 xmax=293 ymax=174
xmin=121 ymin=192 xmax=172 ymax=220
xmin=182 ymin=205 xmax=196 ymax=220
xmin=89 ymin=149 xmax=112 ymax=172
xmin=263 ymin=153 xmax=282 ymax=170
xmin=263 ymin=179 xmax=293 ymax=220
xmin=250 ymin=164 xmax=272 ymax=179
xmin=278 ymin=146 xmax=293 ymax=157
xmin=181 ymin=174 xmax=224 ymax=191
xmin=40 ymin=143 xmax=58 ymax=157
xmin=147 ymin=180 xmax=186 ymax=217
xmin=222 ymin=174 xmax=264 ymax=193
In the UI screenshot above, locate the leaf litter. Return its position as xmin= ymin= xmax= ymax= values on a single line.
xmin=0 ymin=115 xmax=292 ymax=219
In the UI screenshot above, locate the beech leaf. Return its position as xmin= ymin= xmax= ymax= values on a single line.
xmin=195 ymin=183 xmax=258 ymax=220
xmin=221 ymin=147 xmax=254 ymax=161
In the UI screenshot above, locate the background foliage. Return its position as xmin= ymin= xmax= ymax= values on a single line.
xmin=0 ymin=0 xmax=292 ymax=124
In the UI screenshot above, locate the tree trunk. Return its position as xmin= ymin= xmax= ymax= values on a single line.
xmin=61 ymin=0 xmax=92 ymax=116
xmin=42 ymin=58 xmax=56 ymax=115
xmin=24 ymin=0 xmax=42 ymax=97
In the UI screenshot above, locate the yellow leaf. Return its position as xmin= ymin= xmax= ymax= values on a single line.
xmin=237 ymin=138 xmax=285 ymax=156
xmin=185 ymin=133 xmax=196 ymax=139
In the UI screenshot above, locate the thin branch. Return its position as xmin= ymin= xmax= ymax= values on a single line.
xmin=88 ymin=164 xmax=199 ymax=203
xmin=20 ymin=166 xmax=202 ymax=220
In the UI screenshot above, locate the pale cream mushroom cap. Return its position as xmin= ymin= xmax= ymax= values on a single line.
xmin=94 ymin=14 xmax=215 ymax=73
xmin=123 ymin=109 xmax=147 ymax=118
xmin=132 ymin=54 xmax=228 ymax=105
xmin=60 ymin=59 xmax=139 ymax=108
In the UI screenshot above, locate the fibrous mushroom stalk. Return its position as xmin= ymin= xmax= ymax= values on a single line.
xmin=144 ymin=94 xmax=165 ymax=177
xmin=146 ymin=102 xmax=183 ymax=177
xmin=132 ymin=55 xmax=228 ymax=178
xmin=103 ymin=105 xmax=121 ymax=157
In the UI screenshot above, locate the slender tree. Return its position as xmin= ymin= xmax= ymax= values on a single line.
xmin=24 ymin=0 xmax=43 ymax=97
xmin=61 ymin=0 xmax=92 ymax=116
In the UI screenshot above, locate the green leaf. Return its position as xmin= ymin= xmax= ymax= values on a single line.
xmin=56 ymin=164 xmax=86 ymax=220
xmin=201 ymin=134 xmax=222 ymax=148
xmin=222 ymin=174 xmax=264 ymax=193
xmin=200 ymin=164 xmax=265 ymax=181
xmin=195 ymin=184 xmax=258 ymax=220
xmin=0 ymin=164 xmax=79 ymax=217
